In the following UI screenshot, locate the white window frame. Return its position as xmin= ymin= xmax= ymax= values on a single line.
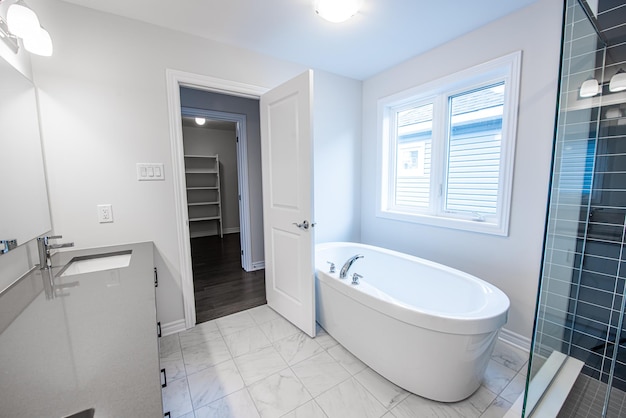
xmin=376 ymin=51 xmax=522 ymax=236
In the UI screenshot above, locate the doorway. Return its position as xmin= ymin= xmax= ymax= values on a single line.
xmin=180 ymin=111 xmax=266 ymax=322
xmin=167 ymin=69 xmax=270 ymax=329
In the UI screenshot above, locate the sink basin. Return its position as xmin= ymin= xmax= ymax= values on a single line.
xmin=59 ymin=250 xmax=132 ymax=277
xmin=64 ymin=408 xmax=95 ymax=418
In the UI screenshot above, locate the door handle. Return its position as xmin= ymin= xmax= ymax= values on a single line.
xmin=292 ymin=220 xmax=309 ymax=230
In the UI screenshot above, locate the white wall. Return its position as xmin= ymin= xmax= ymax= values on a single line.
xmin=314 ymin=71 xmax=362 ymax=244
xmin=28 ymin=0 xmax=307 ymax=326
xmin=360 ymin=0 xmax=563 ymax=340
xmin=182 ymin=125 xmax=240 ymax=236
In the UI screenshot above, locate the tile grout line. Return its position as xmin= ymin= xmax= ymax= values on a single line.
xmin=281 ymin=330 xmax=350 ymax=417
xmin=213 ymin=317 xmax=260 ymax=418
xmin=193 ymin=309 xmax=312 ymax=417
xmin=210 ymin=313 xmax=267 ymax=417
xmin=239 ymin=319 xmax=324 ymax=417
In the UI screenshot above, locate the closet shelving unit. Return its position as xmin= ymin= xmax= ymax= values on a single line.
xmin=184 ymin=154 xmax=223 ymax=238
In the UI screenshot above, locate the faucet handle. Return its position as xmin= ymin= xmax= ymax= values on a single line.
xmin=351 ymin=273 xmax=362 ymax=285
xmin=38 ymin=235 xmax=62 ymax=243
xmin=327 ymin=261 xmax=335 ymax=273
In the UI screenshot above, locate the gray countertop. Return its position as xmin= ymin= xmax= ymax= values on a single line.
xmin=0 ymin=242 xmax=162 ymax=418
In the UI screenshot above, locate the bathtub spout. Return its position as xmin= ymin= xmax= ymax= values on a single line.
xmin=339 ymin=254 xmax=364 ymax=279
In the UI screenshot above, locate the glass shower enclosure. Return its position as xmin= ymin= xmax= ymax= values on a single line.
xmin=526 ymin=0 xmax=626 ymax=417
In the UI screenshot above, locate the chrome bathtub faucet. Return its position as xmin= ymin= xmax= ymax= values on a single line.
xmin=339 ymin=254 xmax=364 ymax=279
xmin=351 ymin=273 xmax=362 ymax=285
xmin=327 ymin=261 xmax=336 ymax=273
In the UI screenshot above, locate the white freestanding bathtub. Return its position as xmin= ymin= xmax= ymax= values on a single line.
xmin=315 ymin=242 xmax=510 ymax=402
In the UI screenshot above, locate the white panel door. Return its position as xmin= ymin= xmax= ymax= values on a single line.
xmin=260 ymin=70 xmax=315 ymax=337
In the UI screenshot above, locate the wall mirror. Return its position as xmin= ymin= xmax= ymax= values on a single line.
xmin=0 ymin=55 xmax=51 ymax=251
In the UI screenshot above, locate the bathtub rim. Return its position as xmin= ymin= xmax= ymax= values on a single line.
xmin=315 ymin=241 xmax=510 ymax=335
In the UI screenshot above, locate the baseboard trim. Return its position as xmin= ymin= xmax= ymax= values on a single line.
xmin=223 ymin=227 xmax=240 ymax=235
xmin=499 ymin=327 xmax=531 ymax=352
xmin=251 ymin=261 xmax=265 ymax=270
xmin=161 ymin=319 xmax=187 ymax=337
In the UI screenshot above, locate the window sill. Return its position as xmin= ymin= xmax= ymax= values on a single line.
xmin=376 ymin=209 xmax=509 ymax=237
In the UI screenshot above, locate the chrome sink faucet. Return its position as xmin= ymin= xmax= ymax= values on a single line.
xmin=339 ymin=254 xmax=364 ymax=279
xmin=37 ymin=235 xmax=74 ymax=269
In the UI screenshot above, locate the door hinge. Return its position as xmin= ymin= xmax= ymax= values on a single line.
xmin=236 ymin=136 xmax=239 ymax=143
xmin=154 ymin=267 xmax=158 ymax=287
xmin=160 ymin=368 xmax=167 ymax=388
xmin=238 ymin=194 xmax=241 ymax=201
xmin=241 ymin=250 xmax=244 ymax=256
xmin=157 ymin=322 xmax=162 ymax=338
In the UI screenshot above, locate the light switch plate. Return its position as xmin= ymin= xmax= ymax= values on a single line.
xmin=137 ymin=163 xmax=165 ymax=181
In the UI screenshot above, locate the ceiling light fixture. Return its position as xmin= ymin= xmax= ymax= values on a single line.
xmin=195 ymin=117 xmax=206 ymax=126
xmin=5 ymin=0 xmax=53 ymax=56
xmin=579 ymin=78 xmax=599 ymax=98
xmin=315 ymin=0 xmax=362 ymax=23
xmin=609 ymin=69 xmax=626 ymax=93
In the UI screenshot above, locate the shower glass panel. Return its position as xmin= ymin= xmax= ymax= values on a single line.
xmin=526 ymin=0 xmax=626 ymax=416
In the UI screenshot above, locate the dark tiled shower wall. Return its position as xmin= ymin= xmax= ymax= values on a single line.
xmin=567 ymin=117 xmax=626 ymax=390
xmin=535 ymin=1 xmax=598 ymax=369
xmin=542 ymin=113 xmax=626 ymax=390
xmin=574 ymin=0 xmax=626 ymax=390
xmin=598 ymin=1 xmax=626 ymax=62
xmin=537 ymin=0 xmax=626 ymax=392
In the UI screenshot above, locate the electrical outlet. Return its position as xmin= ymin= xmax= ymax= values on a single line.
xmin=97 ymin=204 xmax=113 ymax=223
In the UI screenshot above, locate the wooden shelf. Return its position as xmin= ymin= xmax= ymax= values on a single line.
xmin=185 ymin=168 xmax=218 ymax=174
xmin=189 ymin=216 xmax=222 ymax=222
xmin=184 ymin=154 xmax=223 ymax=237
xmin=188 ymin=201 xmax=220 ymax=206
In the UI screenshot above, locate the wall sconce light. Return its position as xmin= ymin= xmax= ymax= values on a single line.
xmin=0 ymin=16 xmax=18 ymax=53
xmin=6 ymin=1 xmax=38 ymax=38
xmin=315 ymin=0 xmax=362 ymax=23
xmin=3 ymin=0 xmax=53 ymax=56
xmin=609 ymin=69 xmax=626 ymax=93
xmin=21 ymin=25 xmax=51 ymax=56
xmin=579 ymin=78 xmax=600 ymax=98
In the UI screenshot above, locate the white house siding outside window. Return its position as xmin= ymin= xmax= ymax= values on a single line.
xmin=377 ymin=52 xmax=522 ymax=236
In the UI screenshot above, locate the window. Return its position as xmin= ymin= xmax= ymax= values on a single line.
xmin=377 ymin=52 xmax=521 ymax=236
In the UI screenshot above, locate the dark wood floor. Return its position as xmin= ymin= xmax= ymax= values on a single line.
xmin=191 ymin=233 xmax=266 ymax=324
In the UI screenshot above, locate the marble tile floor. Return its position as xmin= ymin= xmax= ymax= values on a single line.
xmin=160 ymin=305 xmax=529 ymax=418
